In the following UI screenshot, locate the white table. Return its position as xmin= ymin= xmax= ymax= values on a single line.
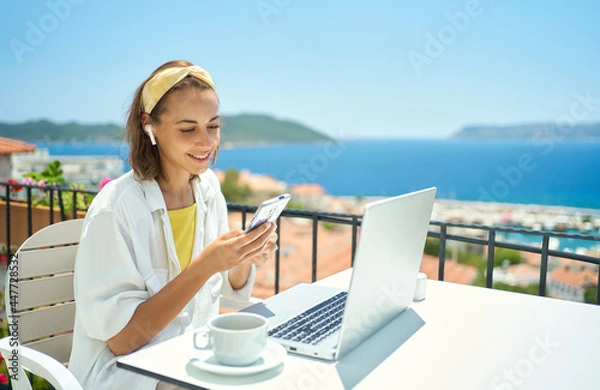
xmin=117 ymin=269 xmax=600 ymax=389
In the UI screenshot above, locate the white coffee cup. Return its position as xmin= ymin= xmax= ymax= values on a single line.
xmin=194 ymin=312 xmax=268 ymax=366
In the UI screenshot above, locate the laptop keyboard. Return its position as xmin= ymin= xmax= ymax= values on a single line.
xmin=269 ymin=292 xmax=348 ymax=345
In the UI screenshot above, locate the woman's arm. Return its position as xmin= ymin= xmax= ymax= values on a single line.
xmin=228 ymin=262 xmax=253 ymax=290
xmin=107 ymin=222 xmax=276 ymax=356
xmin=107 ymin=258 xmax=210 ymax=356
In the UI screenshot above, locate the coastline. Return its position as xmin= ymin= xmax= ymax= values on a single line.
xmin=230 ymin=192 xmax=600 ymax=300
xmin=27 ymin=140 xmax=600 ymax=211
xmin=432 ymin=199 xmax=600 ymax=233
xmin=220 ymin=140 xmax=334 ymax=149
xmin=219 ymin=169 xmax=600 ymax=239
xmin=296 ymin=194 xmax=600 ymax=236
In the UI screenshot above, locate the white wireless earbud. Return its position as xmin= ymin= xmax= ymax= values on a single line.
xmin=144 ymin=124 xmax=157 ymax=145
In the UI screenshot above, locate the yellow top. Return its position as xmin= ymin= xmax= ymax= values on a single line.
xmin=167 ymin=203 xmax=197 ymax=271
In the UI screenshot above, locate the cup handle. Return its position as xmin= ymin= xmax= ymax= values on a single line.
xmin=193 ymin=329 xmax=211 ymax=350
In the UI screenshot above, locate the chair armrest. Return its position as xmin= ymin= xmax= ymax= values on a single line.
xmin=0 ymin=337 xmax=83 ymax=390
xmin=219 ymin=296 xmax=263 ymax=311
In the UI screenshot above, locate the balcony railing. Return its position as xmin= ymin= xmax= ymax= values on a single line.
xmin=2 ymin=182 xmax=599 ymax=304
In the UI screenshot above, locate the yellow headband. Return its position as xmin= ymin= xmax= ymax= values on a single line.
xmin=141 ymin=65 xmax=216 ymax=114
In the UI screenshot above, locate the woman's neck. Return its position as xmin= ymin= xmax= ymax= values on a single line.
xmin=157 ymin=175 xmax=195 ymax=210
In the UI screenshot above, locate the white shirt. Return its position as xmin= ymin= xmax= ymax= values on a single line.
xmin=69 ymin=169 xmax=255 ymax=390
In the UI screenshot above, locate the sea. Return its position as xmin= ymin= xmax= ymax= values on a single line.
xmin=34 ymin=139 xmax=600 ymax=252
xmin=36 ymin=138 xmax=600 ymax=210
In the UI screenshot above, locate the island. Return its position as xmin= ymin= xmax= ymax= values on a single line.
xmin=451 ymin=122 xmax=600 ymax=141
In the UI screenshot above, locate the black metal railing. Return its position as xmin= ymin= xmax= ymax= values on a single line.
xmin=228 ymin=204 xmax=600 ymax=303
xmin=1 ymin=182 xmax=96 ymax=257
xmin=2 ymin=181 xmax=599 ymax=304
xmin=428 ymin=221 xmax=600 ymax=304
xmin=227 ymin=203 xmax=362 ymax=294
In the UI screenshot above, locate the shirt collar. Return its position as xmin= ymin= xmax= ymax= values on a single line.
xmin=137 ymin=171 xmax=216 ymax=212
xmin=138 ymin=176 xmax=165 ymax=212
xmin=196 ymin=171 xmax=216 ymax=210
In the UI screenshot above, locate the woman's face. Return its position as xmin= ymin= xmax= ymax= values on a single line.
xmin=152 ymin=87 xmax=220 ymax=180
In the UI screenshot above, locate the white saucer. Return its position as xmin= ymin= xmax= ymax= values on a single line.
xmin=189 ymin=340 xmax=286 ymax=376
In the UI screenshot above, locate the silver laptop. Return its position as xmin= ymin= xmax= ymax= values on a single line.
xmin=241 ymin=187 xmax=436 ymax=360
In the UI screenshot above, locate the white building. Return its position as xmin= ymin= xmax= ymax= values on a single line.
xmin=547 ymin=265 xmax=597 ymax=302
xmin=0 ymin=136 xmax=37 ymax=179
xmin=11 ymin=148 xmax=124 ymax=189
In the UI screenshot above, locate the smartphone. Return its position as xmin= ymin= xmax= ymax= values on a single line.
xmin=245 ymin=193 xmax=291 ymax=233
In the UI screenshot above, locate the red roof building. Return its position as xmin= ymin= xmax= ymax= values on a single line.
xmin=547 ymin=265 xmax=598 ymax=302
xmin=0 ymin=136 xmax=36 ymax=180
xmin=0 ymin=136 xmax=36 ymax=155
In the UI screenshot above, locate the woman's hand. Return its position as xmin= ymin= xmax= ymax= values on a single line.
xmin=248 ymin=229 xmax=278 ymax=265
xmin=192 ymin=221 xmax=277 ymax=275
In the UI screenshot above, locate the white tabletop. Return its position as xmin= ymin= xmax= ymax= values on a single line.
xmin=117 ymin=269 xmax=600 ymax=389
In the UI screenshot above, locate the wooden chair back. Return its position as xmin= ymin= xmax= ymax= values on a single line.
xmin=5 ymin=219 xmax=84 ymax=364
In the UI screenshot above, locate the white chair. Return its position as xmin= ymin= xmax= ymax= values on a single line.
xmin=0 ymin=218 xmax=261 ymax=389
xmin=0 ymin=219 xmax=84 ymax=390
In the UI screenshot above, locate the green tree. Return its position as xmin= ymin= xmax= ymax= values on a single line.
xmin=494 ymin=248 xmax=523 ymax=267
xmin=220 ymin=169 xmax=252 ymax=203
xmin=423 ymin=238 xmax=485 ymax=267
xmin=322 ymin=221 xmax=337 ymax=231
xmin=286 ymin=199 xmax=304 ymax=210
xmin=424 ymin=237 xmax=441 ymax=257
xmin=456 ymin=250 xmax=484 ymax=267
xmin=584 ymin=286 xmax=598 ymax=304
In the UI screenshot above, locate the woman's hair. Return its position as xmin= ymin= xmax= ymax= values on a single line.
xmin=125 ymin=60 xmax=216 ymax=180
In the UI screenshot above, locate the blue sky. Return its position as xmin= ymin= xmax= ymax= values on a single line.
xmin=1 ymin=0 xmax=599 ymax=139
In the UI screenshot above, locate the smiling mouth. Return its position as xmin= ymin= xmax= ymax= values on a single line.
xmin=188 ymin=152 xmax=211 ymax=161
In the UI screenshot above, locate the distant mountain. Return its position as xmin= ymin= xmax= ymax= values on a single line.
xmin=0 ymin=114 xmax=333 ymax=145
xmin=220 ymin=114 xmax=332 ymax=145
xmin=451 ymin=123 xmax=600 ymax=141
xmin=0 ymin=120 xmax=123 ymax=142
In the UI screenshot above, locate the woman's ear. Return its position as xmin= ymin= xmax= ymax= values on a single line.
xmin=141 ymin=114 xmax=156 ymax=145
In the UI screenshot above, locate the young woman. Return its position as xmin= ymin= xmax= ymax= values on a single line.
xmin=69 ymin=60 xmax=277 ymax=389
